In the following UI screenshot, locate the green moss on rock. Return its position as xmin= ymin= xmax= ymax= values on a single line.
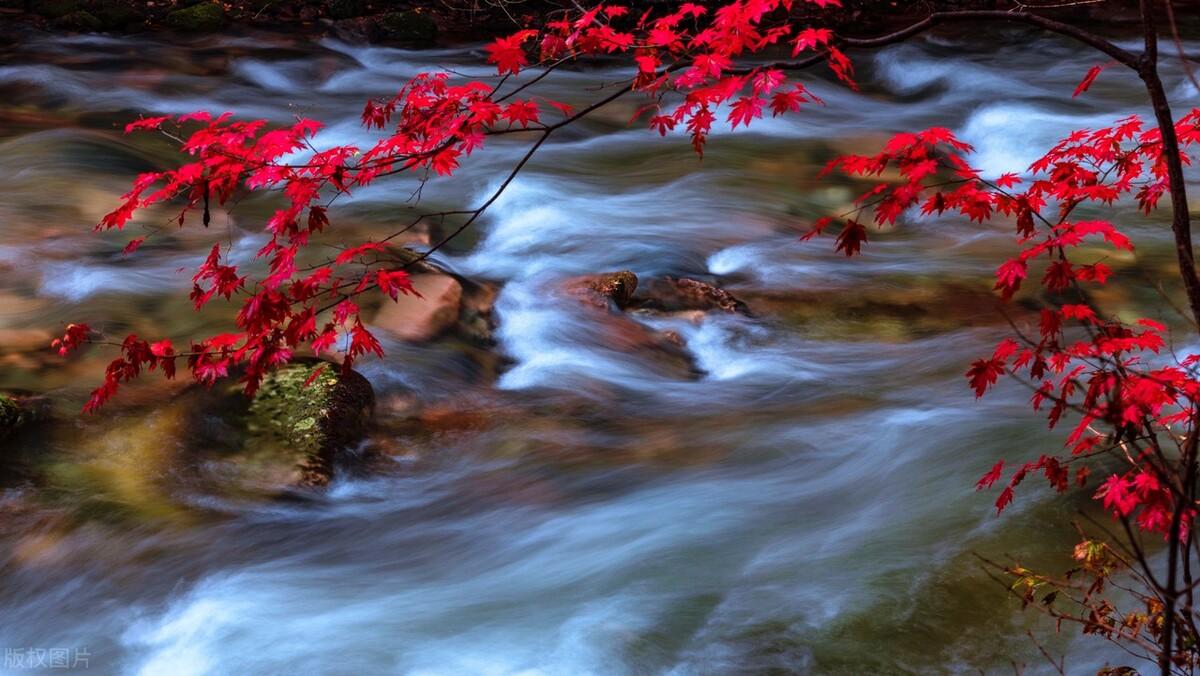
xmin=0 ymin=395 xmax=21 ymax=436
xmin=165 ymin=2 xmax=224 ymax=32
xmin=245 ymin=361 xmax=374 ymax=484
xmin=0 ymin=393 xmax=48 ymax=440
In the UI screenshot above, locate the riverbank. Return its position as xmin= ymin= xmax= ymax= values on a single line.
xmin=0 ymin=0 xmax=1151 ymax=49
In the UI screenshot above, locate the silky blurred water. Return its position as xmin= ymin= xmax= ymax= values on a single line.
xmin=0 ymin=25 xmax=1197 ymax=676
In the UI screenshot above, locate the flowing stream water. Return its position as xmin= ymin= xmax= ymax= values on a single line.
xmin=0 ymin=25 xmax=1198 ymax=675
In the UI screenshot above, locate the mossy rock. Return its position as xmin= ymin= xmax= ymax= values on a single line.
xmin=32 ymin=0 xmax=78 ymax=18
xmin=245 ymin=361 xmax=375 ymax=484
xmin=377 ymin=10 xmax=438 ymax=45
xmin=52 ymin=9 xmax=101 ymax=30
xmin=0 ymin=393 xmax=49 ymax=440
xmin=0 ymin=395 xmax=23 ymax=437
xmin=165 ymin=2 xmax=224 ymax=32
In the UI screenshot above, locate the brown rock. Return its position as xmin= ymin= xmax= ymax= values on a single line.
xmin=596 ymin=314 xmax=701 ymax=379
xmin=632 ymin=277 xmax=749 ymax=314
xmin=373 ymin=273 xmax=463 ymax=342
xmin=563 ymin=270 xmax=639 ymax=310
xmin=457 ymin=279 xmax=499 ymax=345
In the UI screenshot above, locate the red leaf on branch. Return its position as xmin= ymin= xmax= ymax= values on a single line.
xmin=977 ymin=461 xmax=1005 ymax=490
xmin=485 ymin=30 xmax=538 ymax=75
xmin=834 ymin=220 xmax=867 ymax=256
xmin=966 ymin=358 xmax=1004 ymax=398
xmin=995 ymin=486 xmax=1015 ymax=514
xmin=791 ymin=27 xmax=832 ymax=55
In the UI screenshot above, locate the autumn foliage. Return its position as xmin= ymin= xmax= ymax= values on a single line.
xmin=58 ymin=0 xmax=1200 ymax=670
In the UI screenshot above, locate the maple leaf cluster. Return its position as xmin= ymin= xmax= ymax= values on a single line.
xmin=807 ymin=110 xmax=1200 ymax=538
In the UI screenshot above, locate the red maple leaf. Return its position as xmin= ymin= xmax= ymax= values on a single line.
xmin=834 ymin=220 xmax=867 ymax=256
xmin=485 ymin=30 xmax=538 ymax=75
xmin=1072 ymin=64 xmax=1105 ymax=98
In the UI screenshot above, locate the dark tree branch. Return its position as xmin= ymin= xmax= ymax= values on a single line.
xmin=755 ymin=8 xmax=1139 ymax=73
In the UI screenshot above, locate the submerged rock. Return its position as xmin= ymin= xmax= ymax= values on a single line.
xmin=47 ymin=401 xmax=195 ymax=523
xmin=561 ymin=270 xmax=707 ymax=378
xmin=245 ymin=361 xmax=375 ymax=485
xmin=0 ymin=327 xmax=54 ymax=371
xmin=600 ymin=314 xmax=702 ymax=379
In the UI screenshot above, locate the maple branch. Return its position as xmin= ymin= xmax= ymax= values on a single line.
xmin=1163 ymin=0 xmax=1200 ymax=96
xmin=1136 ymin=0 xmax=1200 ymax=330
xmin=1128 ymin=7 xmax=1200 ymax=662
xmin=401 ymin=82 xmax=632 ymax=268
xmin=312 ymin=82 xmax=635 ymax=316
xmin=754 ymin=8 xmax=1139 ymax=73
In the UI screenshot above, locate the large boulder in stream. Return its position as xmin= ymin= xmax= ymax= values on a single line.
xmin=243 ymin=361 xmax=375 ymax=485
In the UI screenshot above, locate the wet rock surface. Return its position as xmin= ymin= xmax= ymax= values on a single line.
xmin=0 ymin=392 xmax=50 ymax=440
xmin=243 ymin=360 xmax=375 ymax=485
xmin=630 ymin=277 xmax=750 ymax=315
xmin=558 ymin=270 xmax=755 ymax=380
xmin=373 ymin=273 xmax=464 ymax=343
xmin=563 ymin=270 xmax=639 ymax=311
